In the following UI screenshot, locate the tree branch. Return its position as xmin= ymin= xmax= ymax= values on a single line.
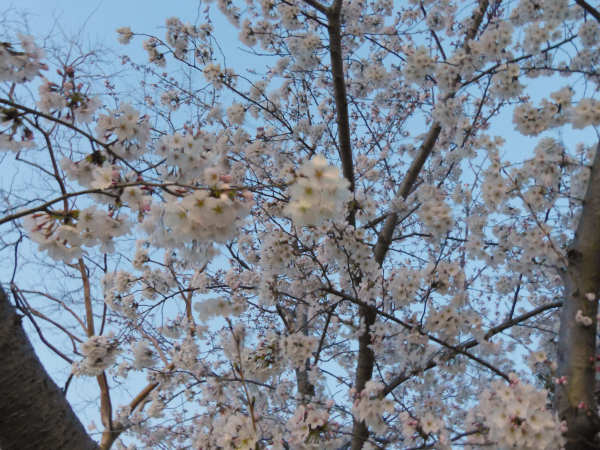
xmin=326 ymin=1 xmax=356 ymax=224
xmin=301 ymin=0 xmax=329 ymax=15
xmin=381 ymin=300 xmax=563 ymax=396
xmin=575 ymin=0 xmax=600 ymax=24
xmin=0 ymin=284 xmax=99 ymax=450
xmin=555 ymin=141 xmax=600 ymax=449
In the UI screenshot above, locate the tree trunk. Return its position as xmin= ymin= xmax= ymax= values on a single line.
xmin=295 ymin=305 xmax=316 ymax=400
xmin=0 ymin=285 xmax=99 ymax=450
xmin=555 ymin=143 xmax=600 ymax=449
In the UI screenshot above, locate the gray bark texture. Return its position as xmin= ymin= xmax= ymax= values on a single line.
xmin=0 ymin=285 xmax=99 ymax=450
xmin=295 ymin=306 xmax=316 ymax=399
xmin=555 ymin=142 xmax=600 ymax=449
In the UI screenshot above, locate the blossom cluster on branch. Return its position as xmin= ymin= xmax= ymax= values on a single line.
xmin=3 ymin=0 xmax=600 ymax=449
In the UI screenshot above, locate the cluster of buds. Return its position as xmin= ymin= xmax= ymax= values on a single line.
xmin=554 ymin=375 xmax=568 ymax=385
xmin=575 ymin=310 xmax=594 ymax=327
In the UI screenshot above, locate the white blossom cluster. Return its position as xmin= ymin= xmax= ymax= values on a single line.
xmin=116 ymin=27 xmax=134 ymax=45
xmin=94 ymin=102 xmax=151 ymax=160
xmin=287 ymin=33 xmax=322 ymax=70
xmin=467 ymin=377 xmax=565 ymax=449
xmin=402 ymin=46 xmax=436 ymax=87
xmin=72 ymin=332 xmax=121 ymax=377
xmin=0 ymin=35 xmax=46 ymax=152
xmin=213 ymin=415 xmax=258 ymax=450
xmin=352 ymin=382 xmax=394 ymax=434
xmin=203 ymin=63 xmax=237 ymax=89
xmin=5 ymin=1 xmax=600 ymax=449
xmin=132 ymin=341 xmax=158 ymax=370
xmin=23 ymin=206 xmax=133 ymax=262
xmin=194 ymin=296 xmax=246 ymax=321
xmin=286 ymin=404 xmax=341 ymax=450
xmin=415 ymin=185 xmax=454 ymax=238
xmin=154 ymin=187 xmax=254 ymax=246
xmin=0 ymin=34 xmax=45 ymax=83
xmin=153 ymin=130 xmax=215 ymax=176
xmin=283 ymin=155 xmax=352 ymax=227
xmin=490 ymin=64 xmax=524 ymax=100
xmin=35 ymin=77 xmax=102 ymax=124
xmin=283 ymin=334 xmax=318 ymax=369
xmin=433 ymin=97 xmax=468 ymax=128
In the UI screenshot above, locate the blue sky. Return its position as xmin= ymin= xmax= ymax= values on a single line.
xmin=11 ymin=0 xmax=598 ymax=155
xmin=5 ymin=0 xmax=600 ymax=442
xmin=10 ymin=0 xmax=249 ymax=73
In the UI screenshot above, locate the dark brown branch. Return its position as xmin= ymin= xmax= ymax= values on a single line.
xmin=506 ymin=274 xmax=523 ymax=322
xmin=0 ymin=180 xmax=247 ymax=227
xmin=373 ymin=0 xmax=489 ymax=267
xmin=575 ymin=0 xmax=600 ymax=24
xmin=419 ymin=1 xmax=447 ymax=61
xmin=373 ymin=122 xmax=442 ymax=265
xmin=0 ymin=98 xmax=137 ymax=172
xmin=12 ymin=289 xmax=74 ymax=365
xmin=382 ymin=300 xmax=563 ymax=396
xmin=301 ymin=0 xmax=329 ymax=15
xmin=98 ymin=362 xmax=175 ymax=450
xmin=322 ymin=287 xmax=510 ymax=381
xmin=0 ymin=285 xmax=99 ymax=450
xmin=326 ymin=0 xmax=356 ymax=222
xmin=313 ymin=305 xmax=336 ymax=365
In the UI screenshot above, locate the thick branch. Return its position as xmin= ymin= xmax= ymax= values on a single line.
xmin=555 ymin=142 xmax=600 ymax=449
xmin=99 ymin=362 xmax=175 ymax=450
xmin=301 ymin=0 xmax=329 ymax=15
xmin=373 ymin=0 xmax=488 ymax=266
xmin=78 ymin=259 xmax=114 ymax=445
xmin=0 ymin=285 xmax=99 ymax=450
xmin=0 ymin=181 xmax=263 ymax=228
xmin=322 ymin=3 xmax=368 ymax=448
xmin=79 ymin=259 xmax=94 ymax=337
xmin=327 ymin=1 xmax=355 ymax=220
xmin=323 ymin=287 xmax=510 ymax=380
xmin=295 ymin=306 xmax=316 ymax=399
xmin=382 ymin=300 xmax=563 ymax=396
xmin=373 ymin=122 xmax=442 ymax=265
xmin=464 ymin=0 xmax=489 ymax=51
xmin=575 ymin=0 xmax=600 ymax=24
xmin=349 ymin=119 xmax=439 ymax=450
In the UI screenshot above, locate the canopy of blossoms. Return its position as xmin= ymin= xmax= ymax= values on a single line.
xmin=2 ymin=0 xmax=600 ymax=449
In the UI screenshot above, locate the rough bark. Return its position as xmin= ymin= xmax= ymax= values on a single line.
xmin=326 ymin=0 xmax=356 ymax=226
xmin=0 ymin=285 xmax=99 ymax=450
xmin=295 ymin=306 xmax=316 ymax=400
xmin=323 ymin=3 xmax=371 ymax=448
xmin=372 ymin=122 xmax=442 ymax=265
xmin=349 ymin=307 xmax=377 ymax=450
xmin=555 ymin=143 xmax=600 ymax=449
